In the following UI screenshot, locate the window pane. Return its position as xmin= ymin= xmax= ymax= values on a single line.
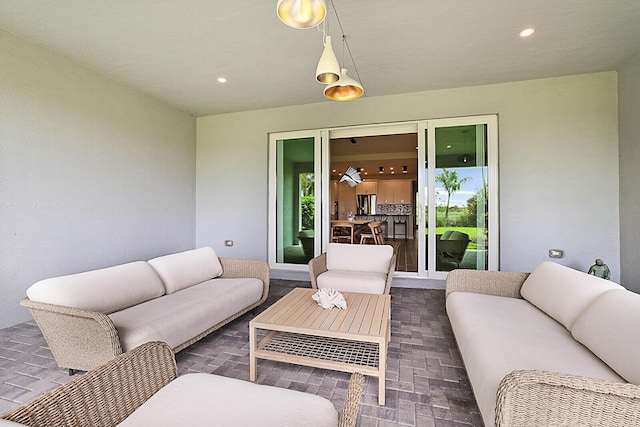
xmin=276 ymin=137 xmax=315 ymax=264
xmin=434 ymin=125 xmax=488 ymax=272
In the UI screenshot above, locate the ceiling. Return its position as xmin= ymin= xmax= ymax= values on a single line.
xmin=1 ymin=1 xmax=639 ymax=116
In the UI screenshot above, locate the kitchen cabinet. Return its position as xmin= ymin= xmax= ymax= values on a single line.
xmin=334 ymin=180 xmax=357 ymax=219
xmin=377 ymin=180 xmax=413 ymax=204
xmin=356 ymin=181 xmax=377 ymax=195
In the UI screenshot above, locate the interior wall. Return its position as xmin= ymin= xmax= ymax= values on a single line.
xmin=196 ymin=72 xmax=620 ymax=282
xmin=0 ymin=29 xmax=197 ymax=328
xmin=618 ymin=50 xmax=640 ymax=292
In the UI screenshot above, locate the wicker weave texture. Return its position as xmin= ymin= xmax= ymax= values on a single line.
xmin=495 ymin=370 xmax=640 ymax=427
xmin=21 ymin=257 xmax=270 ymax=371
xmin=338 ymin=372 xmax=366 ymax=427
xmin=445 ymin=269 xmax=529 ymax=299
xmin=2 ymin=342 xmax=177 ymax=427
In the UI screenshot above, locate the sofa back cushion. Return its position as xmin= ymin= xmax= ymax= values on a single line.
xmin=148 ymin=247 xmax=223 ymax=294
xmin=520 ymin=261 xmax=623 ymax=330
xmin=572 ymin=289 xmax=640 ymax=385
xmin=326 ymin=243 xmax=393 ymax=274
xmin=26 ymin=261 xmax=165 ymax=314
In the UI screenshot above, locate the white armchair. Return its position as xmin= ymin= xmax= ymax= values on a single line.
xmin=308 ymin=243 xmax=396 ymax=295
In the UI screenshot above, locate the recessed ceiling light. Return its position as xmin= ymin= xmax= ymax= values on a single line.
xmin=217 ymin=77 xmax=228 ymax=84
xmin=446 ymin=145 xmax=452 ymax=149
xmin=519 ymin=28 xmax=535 ymax=38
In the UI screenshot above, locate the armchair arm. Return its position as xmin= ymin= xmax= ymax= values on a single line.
xmin=382 ymin=252 xmax=397 ymax=295
xmin=338 ymin=372 xmax=366 ymax=427
xmin=2 ymin=341 xmax=178 ymax=427
xmin=308 ymin=253 xmax=328 ymax=289
xmin=445 ymin=270 xmax=529 ymax=299
xmin=20 ymin=298 xmax=123 ymax=371
xmin=496 ymin=370 xmax=640 ymax=427
xmin=219 ymin=257 xmax=270 ymax=301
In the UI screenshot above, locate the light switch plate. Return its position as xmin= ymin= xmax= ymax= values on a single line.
xmin=225 ymin=240 xmax=233 ymax=247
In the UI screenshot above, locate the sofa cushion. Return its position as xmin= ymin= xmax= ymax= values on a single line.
xmin=317 ymin=270 xmax=387 ymax=294
xmin=26 ymin=261 xmax=165 ymax=314
xmin=110 ymin=278 xmax=263 ymax=351
xmin=326 ymin=243 xmax=393 ymax=274
xmin=520 ymin=261 xmax=623 ymax=330
xmin=117 ymin=373 xmax=338 ymax=427
xmin=447 ymin=291 xmax=624 ymax=427
xmin=148 ymin=247 xmax=223 ymax=294
xmin=572 ymin=289 xmax=640 ymax=385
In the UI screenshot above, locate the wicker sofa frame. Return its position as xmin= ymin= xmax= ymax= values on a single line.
xmin=1 ymin=342 xmax=365 ymax=427
xmin=446 ymin=269 xmax=640 ymax=427
xmin=20 ymin=257 xmax=270 ymax=373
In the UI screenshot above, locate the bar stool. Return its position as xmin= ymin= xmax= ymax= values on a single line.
xmin=392 ymin=216 xmax=408 ymax=239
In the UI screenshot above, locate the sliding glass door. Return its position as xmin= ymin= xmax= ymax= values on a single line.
xmin=269 ymin=116 xmax=498 ymax=278
xmin=418 ymin=116 xmax=499 ymax=278
xmin=268 ymin=131 xmax=324 ymax=270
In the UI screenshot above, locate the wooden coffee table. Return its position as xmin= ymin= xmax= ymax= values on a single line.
xmin=249 ymin=287 xmax=391 ymax=405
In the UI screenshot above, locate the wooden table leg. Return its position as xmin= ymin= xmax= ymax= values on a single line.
xmin=378 ymin=337 xmax=387 ymax=405
xmin=249 ymin=323 xmax=257 ymax=381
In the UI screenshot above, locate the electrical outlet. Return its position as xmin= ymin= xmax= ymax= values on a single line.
xmin=548 ymin=249 xmax=564 ymax=258
xmin=224 ymin=240 xmax=233 ymax=247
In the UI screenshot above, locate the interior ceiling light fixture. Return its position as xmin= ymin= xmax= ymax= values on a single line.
xmin=277 ymin=0 xmax=326 ymax=29
xmin=519 ymin=27 xmax=536 ymax=38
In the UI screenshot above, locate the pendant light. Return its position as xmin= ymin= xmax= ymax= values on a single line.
xmin=315 ymin=35 xmax=340 ymax=84
xmin=277 ymin=0 xmax=326 ymax=29
xmin=324 ymin=68 xmax=364 ymax=101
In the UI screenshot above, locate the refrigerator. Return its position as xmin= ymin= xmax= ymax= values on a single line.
xmin=357 ymin=194 xmax=377 ymax=215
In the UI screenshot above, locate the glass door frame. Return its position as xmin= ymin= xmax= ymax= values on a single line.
xmin=268 ymin=130 xmax=324 ymax=271
xmin=417 ymin=115 xmax=499 ymax=279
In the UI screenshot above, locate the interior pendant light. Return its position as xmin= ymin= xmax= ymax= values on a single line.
xmin=277 ymin=0 xmax=326 ymax=29
xmin=324 ymin=68 xmax=364 ymax=101
xmin=315 ymin=35 xmax=340 ymax=83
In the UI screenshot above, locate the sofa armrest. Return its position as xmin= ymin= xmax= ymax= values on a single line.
xmin=20 ymin=298 xmax=123 ymax=371
xmin=338 ymin=372 xmax=366 ymax=427
xmin=496 ymin=370 xmax=640 ymax=427
xmin=308 ymin=253 xmax=328 ymax=290
xmin=2 ymin=341 xmax=178 ymax=427
xmin=219 ymin=257 xmax=270 ymax=301
xmin=445 ymin=270 xmax=529 ymax=299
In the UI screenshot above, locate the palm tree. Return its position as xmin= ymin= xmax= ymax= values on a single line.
xmin=435 ymin=169 xmax=471 ymax=225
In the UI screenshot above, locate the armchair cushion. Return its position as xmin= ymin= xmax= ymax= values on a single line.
xmin=26 ymin=261 xmax=165 ymax=314
xmin=317 ymin=270 xmax=387 ymax=295
xmin=148 ymin=247 xmax=223 ymax=294
xmin=326 ymin=243 xmax=393 ymax=274
xmin=118 ymin=372 xmax=339 ymax=427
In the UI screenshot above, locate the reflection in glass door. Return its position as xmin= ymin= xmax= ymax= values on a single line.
xmin=269 ymin=131 xmax=322 ymax=269
xmin=419 ymin=116 xmax=498 ymax=278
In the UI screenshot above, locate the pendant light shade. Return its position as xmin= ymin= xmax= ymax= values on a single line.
xmin=277 ymin=0 xmax=326 ymax=29
xmin=315 ymin=35 xmax=340 ymax=84
xmin=324 ymin=68 xmax=364 ymax=101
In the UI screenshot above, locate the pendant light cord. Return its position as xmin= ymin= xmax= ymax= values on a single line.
xmin=328 ymin=0 xmax=365 ymax=96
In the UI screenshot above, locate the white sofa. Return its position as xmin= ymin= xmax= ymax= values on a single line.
xmin=1 ymin=342 xmax=365 ymax=427
xmin=21 ymin=247 xmax=269 ymax=372
xmin=446 ymin=261 xmax=640 ymax=427
xmin=308 ymin=243 xmax=396 ymax=294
